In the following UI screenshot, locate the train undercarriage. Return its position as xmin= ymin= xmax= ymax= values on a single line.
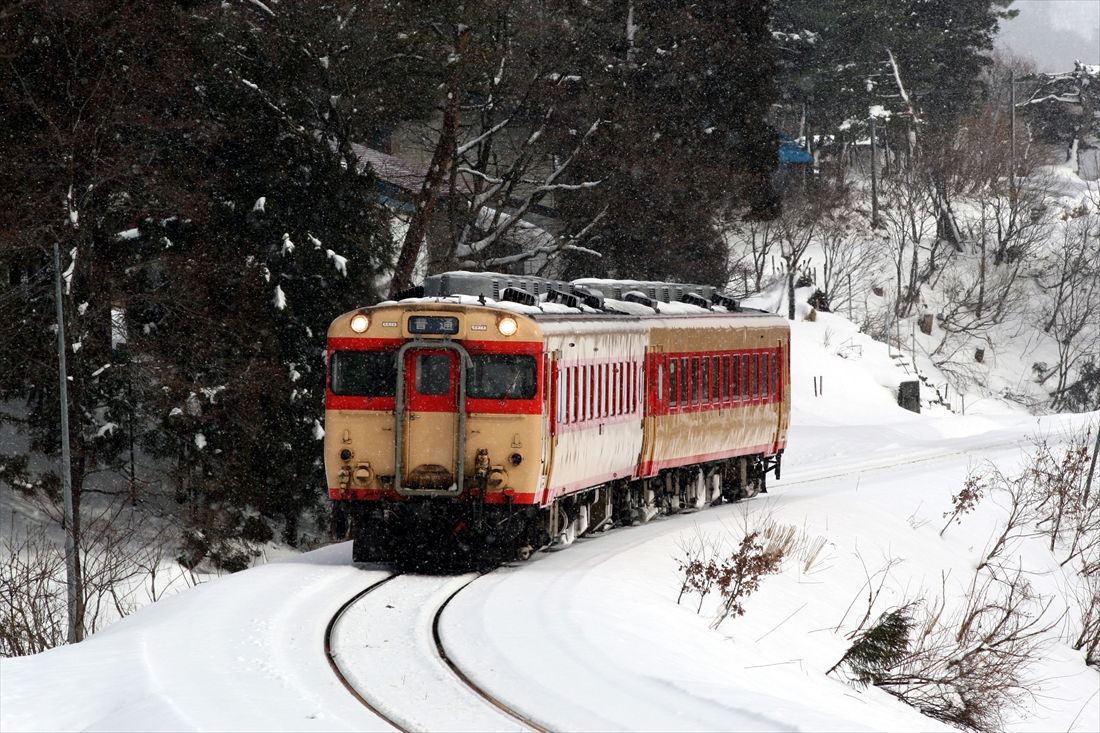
xmin=334 ymin=451 xmax=781 ymax=572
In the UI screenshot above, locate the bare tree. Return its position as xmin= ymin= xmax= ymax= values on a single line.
xmin=818 ymin=212 xmax=884 ymax=317
xmin=1070 ymin=571 xmax=1100 ymax=667
xmin=773 ymin=195 xmax=839 ymax=319
xmin=722 ymin=216 xmax=779 ymax=295
xmin=389 ymin=5 xmax=607 ymax=287
xmin=831 ymin=562 xmax=1058 ymax=733
xmin=0 ymin=523 xmax=67 ymax=657
xmin=880 ymin=167 xmax=936 ymax=318
xmin=873 ymin=568 xmax=1058 ymax=733
xmin=1036 ymin=202 xmax=1100 ymax=411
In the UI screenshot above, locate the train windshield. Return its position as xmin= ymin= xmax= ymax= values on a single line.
xmin=467 ymin=354 xmax=537 ymax=399
xmin=330 ymin=351 xmax=397 ymax=396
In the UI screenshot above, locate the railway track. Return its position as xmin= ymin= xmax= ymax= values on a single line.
xmin=431 ymin=580 xmax=551 ymax=733
xmin=324 ymin=573 xmax=403 ymax=730
xmin=324 ymin=572 xmax=549 ymax=733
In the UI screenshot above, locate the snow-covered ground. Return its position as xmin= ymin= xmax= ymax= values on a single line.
xmin=2 ymin=314 xmax=1097 ymax=732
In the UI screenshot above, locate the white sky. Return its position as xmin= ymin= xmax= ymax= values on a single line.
xmin=998 ymin=0 xmax=1100 ymax=72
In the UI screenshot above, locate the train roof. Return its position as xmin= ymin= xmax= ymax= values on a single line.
xmin=385 ymin=271 xmax=777 ymax=319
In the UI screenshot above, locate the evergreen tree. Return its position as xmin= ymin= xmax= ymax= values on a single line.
xmin=555 ymin=0 xmax=780 ymax=284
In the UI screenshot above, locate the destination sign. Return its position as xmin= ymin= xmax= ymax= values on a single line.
xmin=407 ymin=316 xmax=460 ymax=335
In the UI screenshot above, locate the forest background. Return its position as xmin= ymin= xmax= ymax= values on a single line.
xmin=1 ymin=0 xmax=1097 ymax=636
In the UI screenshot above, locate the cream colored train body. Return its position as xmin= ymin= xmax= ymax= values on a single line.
xmin=325 ymin=280 xmax=790 ymax=566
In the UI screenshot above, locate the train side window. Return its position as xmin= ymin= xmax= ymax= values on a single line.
xmin=668 ymin=359 xmax=677 ymax=407
xmin=581 ymin=365 xmax=587 ymax=420
xmin=690 ymin=357 xmax=700 ymax=405
xmin=772 ymin=350 xmax=780 ymax=395
xmin=743 ymin=355 xmax=750 ymax=400
xmin=605 ymin=363 xmax=611 ymax=416
xmin=623 ymin=362 xmax=628 ymax=415
xmin=602 ymin=363 xmax=609 ymax=417
xmin=615 ymin=363 xmax=622 ymax=415
xmin=576 ymin=365 xmax=585 ymax=422
xmin=701 ymin=358 xmax=710 ymax=404
xmin=761 ymin=353 xmax=769 ymax=398
xmin=633 ymin=363 xmax=642 ymax=413
xmin=720 ymin=356 xmax=729 ymax=403
xmin=594 ymin=364 xmax=601 ymax=418
xmin=595 ymin=364 xmax=602 ymax=418
xmin=711 ymin=356 xmax=721 ymax=403
xmin=680 ymin=357 xmax=689 ymax=406
xmin=734 ymin=354 xmax=743 ymax=400
xmin=565 ymin=367 xmax=572 ymax=420
xmin=617 ymin=362 xmax=623 ymax=415
xmin=751 ymin=354 xmax=759 ymax=399
xmin=556 ymin=367 xmax=564 ymax=423
xmin=608 ymin=364 xmax=614 ymax=417
xmin=635 ymin=361 xmax=640 ymax=413
xmin=642 ymin=360 xmax=651 ymax=413
xmin=590 ymin=364 xmax=596 ymax=420
xmin=577 ymin=366 xmax=584 ymax=421
xmin=330 ymin=351 xmax=396 ymax=396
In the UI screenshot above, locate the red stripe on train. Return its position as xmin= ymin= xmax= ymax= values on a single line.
xmin=637 ymin=441 xmax=785 ymax=477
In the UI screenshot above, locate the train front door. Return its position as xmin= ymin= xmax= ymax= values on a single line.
xmin=400 ymin=348 xmax=461 ymax=492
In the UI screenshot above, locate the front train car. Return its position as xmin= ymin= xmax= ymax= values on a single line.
xmin=325 ymin=301 xmax=547 ymax=566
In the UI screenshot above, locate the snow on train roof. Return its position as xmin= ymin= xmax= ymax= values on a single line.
xmin=378 ymin=294 xmax=722 ymax=316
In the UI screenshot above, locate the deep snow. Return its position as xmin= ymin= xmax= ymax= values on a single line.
xmin=2 ymin=313 xmax=1097 ymax=733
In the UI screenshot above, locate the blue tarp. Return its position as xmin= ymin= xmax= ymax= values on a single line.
xmin=779 ymin=135 xmax=814 ymax=164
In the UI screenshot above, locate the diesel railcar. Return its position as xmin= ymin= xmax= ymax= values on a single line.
xmin=325 ymin=273 xmax=790 ymax=566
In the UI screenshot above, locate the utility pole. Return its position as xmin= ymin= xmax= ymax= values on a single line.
xmin=52 ymin=242 xmax=83 ymax=644
xmin=870 ymin=114 xmax=880 ymax=228
xmin=1009 ymin=70 xmax=1017 ymax=204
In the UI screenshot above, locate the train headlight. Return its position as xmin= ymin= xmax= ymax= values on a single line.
xmin=350 ymin=313 xmax=370 ymax=333
xmin=497 ymin=316 xmax=518 ymax=336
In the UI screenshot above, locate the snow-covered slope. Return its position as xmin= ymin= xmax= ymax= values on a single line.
xmin=2 ymin=316 xmax=1097 ymax=733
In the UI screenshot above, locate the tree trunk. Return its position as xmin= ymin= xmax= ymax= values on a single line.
xmin=388 ymin=26 xmax=471 ymax=297
xmin=787 ymin=267 xmax=796 ymax=320
xmin=977 ymin=204 xmax=986 ymax=319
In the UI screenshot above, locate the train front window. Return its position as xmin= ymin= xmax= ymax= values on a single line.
xmin=416 ymin=353 xmax=451 ymax=395
xmin=331 ymin=351 xmax=397 ymax=396
xmin=467 ymin=354 xmax=537 ymax=399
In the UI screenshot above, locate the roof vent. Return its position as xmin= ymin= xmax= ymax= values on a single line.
xmin=711 ymin=294 xmax=740 ymax=311
xmin=393 ymin=285 xmax=424 ymax=300
xmin=545 ymin=289 xmax=582 ymax=309
xmin=680 ymin=292 xmax=712 ymax=309
xmin=500 ymin=287 xmax=539 ymax=307
xmin=571 ymin=285 xmax=604 ymax=311
xmin=624 ymin=291 xmax=660 ymax=312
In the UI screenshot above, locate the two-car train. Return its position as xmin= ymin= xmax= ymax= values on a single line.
xmin=325 ymin=272 xmax=790 ymax=567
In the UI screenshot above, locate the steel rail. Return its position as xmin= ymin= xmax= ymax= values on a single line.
xmin=323 ymin=574 xmax=408 ymax=732
xmin=431 ymin=577 xmax=553 ymax=733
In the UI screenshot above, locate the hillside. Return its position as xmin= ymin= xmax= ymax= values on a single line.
xmin=3 ymin=306 xmax=1096 ymax=733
